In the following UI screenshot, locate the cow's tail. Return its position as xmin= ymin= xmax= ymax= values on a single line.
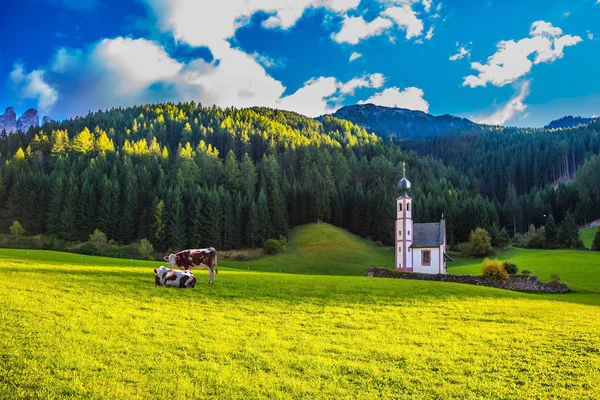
xmin=214 ymin=248 xmax=218 ymax=275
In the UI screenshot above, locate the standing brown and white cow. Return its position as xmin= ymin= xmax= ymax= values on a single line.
xmin=164 ymin=247 xmax=218 ymax=285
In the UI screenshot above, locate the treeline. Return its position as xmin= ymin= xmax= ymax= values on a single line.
xmin=405 ymin=121 xmax=600 ymax=236
xmin=0 ymin=103 xmax=497 ymax=251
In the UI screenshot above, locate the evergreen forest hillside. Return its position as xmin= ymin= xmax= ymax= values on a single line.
xmin=0 ymin=103 xmax=494 ymax=251
xmin=1 ymin=102 xmax=600 ymax=252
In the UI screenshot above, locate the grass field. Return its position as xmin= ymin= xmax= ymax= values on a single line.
xmin=225 ymin=223 xmax=394 ymax=275
xmin=1 ymin=225 xmax=600 ymax=399
xmin=581 ymin=226 xmax=599 ymax=248
xmin=449 ymin=247 xmax=600 ymax=293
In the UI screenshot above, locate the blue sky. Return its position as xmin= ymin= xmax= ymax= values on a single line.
xmin=1 ymin=0 xmax=599 ymax=127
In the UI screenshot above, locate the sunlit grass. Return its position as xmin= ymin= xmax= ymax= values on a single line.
xmin=449 ymin=247 xmax=600 ymax=293
xmin=581 ymin=226 xmax=599 ymax=249
xmin=226 ymin=223 xmax=394 ymax=275
xmin=1 ymin=248 xmax=599 ymax=399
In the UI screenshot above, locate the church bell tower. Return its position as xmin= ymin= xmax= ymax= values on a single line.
xmin=396 ymin=162 xmax=413 ymax=271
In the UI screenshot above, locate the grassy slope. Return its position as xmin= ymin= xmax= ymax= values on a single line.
xmin=448 ymin=248 xmax=600 ymax=293
xmin=225 ymin=223 xmax=394 ymax=275
xmin=1 ymin=250 xmax=599 ymax=399
xmin=581 ymin=226 xmax=598 ymax=248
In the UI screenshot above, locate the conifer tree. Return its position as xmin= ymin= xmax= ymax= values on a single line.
xmin=151 ymin=199 xmax=167 ymax=251
xmin=591 ymin=228 xmax=600 ymax=251
xmin=558 ymin=212 xmax=581 ymax=249
xmin=544 ymin=215 xmax=558 ymax=249
xmin=246 ymin=201 xmax=259 ymax=249
xmin=256 ymin=189 xmax=269 ymax=245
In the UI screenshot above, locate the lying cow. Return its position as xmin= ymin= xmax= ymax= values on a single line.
xmin=154 ymin=266 xmax=197 ymax=288
xmin=164 ymin=247 xmax=218 ymax=285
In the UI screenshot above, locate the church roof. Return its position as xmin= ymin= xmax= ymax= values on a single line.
xmin=411 ymin=220 xmax=445 ymax=248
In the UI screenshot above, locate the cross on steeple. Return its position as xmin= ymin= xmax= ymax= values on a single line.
xmin=402 ymin=161 xmax=406 ymax=178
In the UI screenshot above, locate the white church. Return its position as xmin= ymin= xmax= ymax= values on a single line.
xmin=395 ymin=166 xmax=452 ymax=274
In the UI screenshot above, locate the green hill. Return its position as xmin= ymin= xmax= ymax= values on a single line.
xmin=580 ymin=226 xmax=598 ymax=248
xmin=225 ymin=223 xmax=394 ymax=275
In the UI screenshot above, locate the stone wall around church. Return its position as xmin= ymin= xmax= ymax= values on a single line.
xmin=364 ymin=266 xmax=570 ymax=293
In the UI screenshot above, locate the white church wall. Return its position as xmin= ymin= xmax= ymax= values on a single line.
xmin=412 ymin=248 xmax=441 ymax=274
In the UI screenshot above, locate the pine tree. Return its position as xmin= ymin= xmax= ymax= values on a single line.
xmin=246 ymin=201 xmax=259 ymax=249
xmin=544 ymin=214 xmax=558 ymax=249
xmin=240 ymin=153 xmax=257 ymax=198
xmin=558 ymin=212 xmax=581 ymax=249
xmin=198 ymin=188 xmax=222 ymax=248
xmin=503 ymin=183 xmax=521 ymax=238
xmin=151 ymin=199 xmax=167 ymax=251
xmin=256 ymin=189 xmax=269 ymax=245
xmin=223 ymin=150 xmax=241 ymax=191
xmin=72 ymin=127 xmax=95 ymax=153
xmin=591 ymin=228 xmax=600 ymax=251
xmin=166 ymin=187 xmax=186 ymax=251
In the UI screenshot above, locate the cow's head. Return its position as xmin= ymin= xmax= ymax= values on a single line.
xmin=163 ymin=254 xmax=177 ymax=267
xmin=154 ymin=266 xmax=169 ymax=285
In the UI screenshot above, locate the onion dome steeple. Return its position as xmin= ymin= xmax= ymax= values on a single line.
xmin=397 ymin=162 xmax=412 ymax=197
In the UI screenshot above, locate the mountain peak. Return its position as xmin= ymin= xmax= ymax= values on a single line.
xmin=321 ymin=104 xmax=480 ymax=139
xmin=545 ymin=115 xmax=596 ymax=129
xmin=17 ymin=108 xmax=40 ymax=133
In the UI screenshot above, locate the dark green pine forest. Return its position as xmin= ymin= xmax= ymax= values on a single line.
xmin=0 ymin=102 xmax=598 ymax=252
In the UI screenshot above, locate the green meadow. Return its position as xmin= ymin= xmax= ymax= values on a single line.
xmin=1 ymin=224 xmax=600 ymax=399
xmin=580 ymin=226 xmax=599 ymax=249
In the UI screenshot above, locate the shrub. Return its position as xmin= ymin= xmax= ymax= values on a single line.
xmin=550 ymin=273 xmax=561 ymax=284
xmin=503 ymin=262 xmax=518 ymax=275
xmin=521 ymin=270 xmax=532 ymax=275
xmin=89 ymin=229 xmax=107 ymax=249
xmin=374 ymin=240 xmax=383 ymax=247
xmin=482 ymin=258 xmax=508 ymax=280
xmin=263 ymin=239 xmax=282 ymax=255
xmin=278 ymin=235 xmax=287 ymax=247
xmin=10 ymin=220 xmax=25 ymax=239
xmin=465 ymin=228 xmax=493 ymax=257
xmin=138 ymin=238 xmax=154 ymax=260
xmin=527 ymin=226 xmax=546 ymax=249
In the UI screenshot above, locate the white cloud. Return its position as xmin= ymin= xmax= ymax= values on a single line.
xmin=359 ymin=86 xmax=429 ymax=112
xmin=422 ymin=0 xmax=432 ymax=13
xmin=463 ymin=21 xmax=582 ymax=88
xmin=449 ymin=42 xmax=470 ymax=61
xmin=349 ymin=52 xmax=363 ymax=62
xmin=473 ymin=80 xmax=530 ymax=125
xmin=51 ymin=48 xmax=83 ymax=73
xmin=332 ymin=15 xmax=393 ymax=44
xmin=382 ymin=6 xmax=424 ymax=40
xmin=93 ymin=38 xmax=183 ymax=90
xmin=39 ymin=35 xmax=389 ymax=118
xmin=425 ymin=26 xmax=434 ymax=40
xmin=278 ymin=73 xmax=387 ymax=116
xmin=18 ymin=0 xmax=409 ymax=119
xmin=144 ymin=0 xmax=360 ymax=52
xmin=252 ymin=52 xmax=284 ymax=68
xmin=10 ymin=63 xmax=58 ymax=112
xmin=588 ymin=30 xmax=595 ymax=40
xmin=339 ymin=73 xmax=385 ymax=95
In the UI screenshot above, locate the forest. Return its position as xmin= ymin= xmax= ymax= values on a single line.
xmin=0 ymin=102 xmax=598 ymax=252
xmin=405 ymin=121 xmax=600 ymax=238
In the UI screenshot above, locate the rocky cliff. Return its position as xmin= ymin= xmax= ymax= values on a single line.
xmin=16 ymin=108 xmax=40 ymax=132
xmin=0 ymin=107 xmax=17 ymax=134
